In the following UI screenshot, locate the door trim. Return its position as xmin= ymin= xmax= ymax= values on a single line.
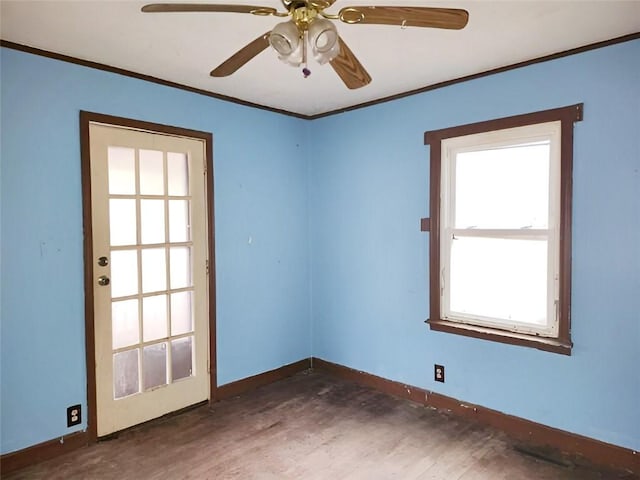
xmin=79 ymin=111 xmax=217 ymax=442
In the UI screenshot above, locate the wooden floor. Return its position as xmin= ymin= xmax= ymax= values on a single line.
xmin=5 ymin=370 xmax=636 ymax=480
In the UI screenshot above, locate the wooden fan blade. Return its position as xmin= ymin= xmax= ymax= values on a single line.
xmin=210 ymin=32 xmax=270 ymax=77
xmin=142 ymin=4 xmax=278 ymax=15
xmin=329 ymin=37 xmax=372 ymax=90
xmin=338 ymin=6 xmax=469 ymax=30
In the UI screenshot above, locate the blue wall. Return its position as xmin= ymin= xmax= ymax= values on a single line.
xmin=309 ymin=39 xmax=640 ymax=451
xmin=1 ymin=39 xmax=639 ymax=456
xmin=0 ymin=48 xmax=310 ymax=454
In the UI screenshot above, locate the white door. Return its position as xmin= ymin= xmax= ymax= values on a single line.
xmin=89 ymin=123 xmax=210 ymax=436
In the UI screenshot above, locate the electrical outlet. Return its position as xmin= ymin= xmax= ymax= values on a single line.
xmin=434 ymin=364 xmax=445 ymax=383
xmin=67 ymin=405 xmax=81 ymax=427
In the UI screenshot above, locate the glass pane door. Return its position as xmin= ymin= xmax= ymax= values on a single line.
xmin=90 ymin=123 xmax=209 ymax=437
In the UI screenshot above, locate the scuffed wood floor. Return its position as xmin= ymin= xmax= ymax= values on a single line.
xmin=5 ymin=370 xmax=636 ymax=480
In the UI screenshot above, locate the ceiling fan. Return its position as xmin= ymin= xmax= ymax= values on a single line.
xmin=141 ymin=1 xmax=469 ymax=89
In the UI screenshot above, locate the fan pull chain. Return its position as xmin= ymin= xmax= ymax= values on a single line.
xmin=302 ymin=30 xmax=311 ymax=78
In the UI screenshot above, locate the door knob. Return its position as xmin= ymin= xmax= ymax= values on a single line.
xmin=98 ymin=275 xmax=110 ymax=286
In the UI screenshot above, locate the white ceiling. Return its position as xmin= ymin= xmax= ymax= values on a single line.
xmin=1 ymin=1 xmax=639 ymax=117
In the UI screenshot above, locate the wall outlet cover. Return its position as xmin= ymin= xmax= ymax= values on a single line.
xmin=67 ymin=404 xmax=82 ymax=427
xmin=435 ymin=364 xmax=445 ymax=383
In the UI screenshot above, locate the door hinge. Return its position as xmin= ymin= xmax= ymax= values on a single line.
xmin=206 ymin=259 xmax=209 ymax=275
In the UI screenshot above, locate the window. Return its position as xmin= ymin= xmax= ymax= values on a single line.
xmin=424 ymin=105 xmax=583 ymax=355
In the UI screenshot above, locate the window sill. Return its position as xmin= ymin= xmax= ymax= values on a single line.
xmin=426 ymin=319 xmax=572 ymax=355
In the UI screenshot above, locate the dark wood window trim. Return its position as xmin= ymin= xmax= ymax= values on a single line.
xmin=424 ymin=104 xmax=583 ymax=355
xmin=79 ymin=111 xmax=217 ymax=442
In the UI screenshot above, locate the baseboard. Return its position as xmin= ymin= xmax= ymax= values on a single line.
xmin=1 ymin=358 xmax=311 ymax=475
xmin=216 ymin=358 xmax=312 ymax=400
xmin=312 ymin=357 xmax=640 ymax=475
xmin=5 ymin=358 xmax=635 ymax=475
xmin=0 ymin=430 xmax=89 ymax=475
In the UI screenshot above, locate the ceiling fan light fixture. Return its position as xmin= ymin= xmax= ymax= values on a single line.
xmin=269 ymin=20 xmax=300 ymax=57
xmin=309 ymin=17 xmax=338 ymax=54
xmin=308 ymin=17 xmax=340 ymax=65
xmin=281 ymin=39 xmax=304 ymax=67
xmin=313 ymin=39 xmax=340 ymax=65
